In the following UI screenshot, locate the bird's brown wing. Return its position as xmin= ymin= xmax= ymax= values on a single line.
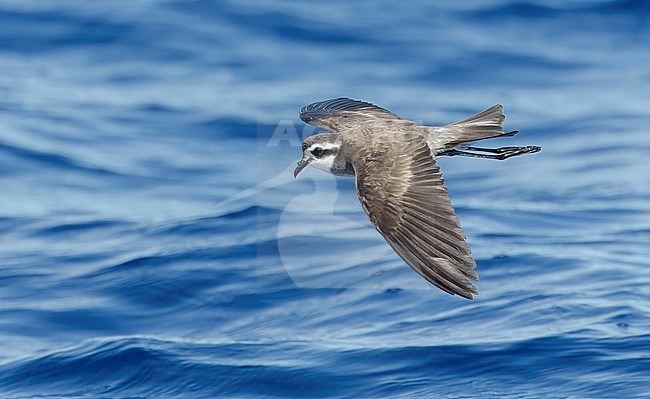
xmin=300 ymin=97 xmax=413 ymax=131
xmin=353 ymin=139 xmax=479 ymax=299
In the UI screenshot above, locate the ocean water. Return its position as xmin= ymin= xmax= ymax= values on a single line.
xmin=1 ymin=0 xmax=649 ymax=398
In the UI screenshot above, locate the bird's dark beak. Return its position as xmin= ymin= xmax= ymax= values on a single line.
xmin=293 ymin=157 xmax=312 ymax=178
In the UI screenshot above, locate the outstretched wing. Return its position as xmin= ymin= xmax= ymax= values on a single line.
xmin=353 ymin=140 xmax=479 ymax=299
xmin=300 ymin=97 xmax=410 ymax=131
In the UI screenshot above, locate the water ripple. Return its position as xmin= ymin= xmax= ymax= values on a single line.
xmin=1 ymin=0 xmax=649 ymax=397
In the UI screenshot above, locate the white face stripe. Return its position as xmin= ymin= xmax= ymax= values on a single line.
xmin=306 ymin=142 xmax=340 ymax=152
xmin=301 ymin=137 xmax=342 ymax=175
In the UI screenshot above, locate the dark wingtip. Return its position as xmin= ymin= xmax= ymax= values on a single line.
xmin=299 ymin=97 xmax=396 ymax=124
xmin=456 ymin=289 xmax=477 ymax=300
xmin=299 ymin=114 xmax=314 ymax=124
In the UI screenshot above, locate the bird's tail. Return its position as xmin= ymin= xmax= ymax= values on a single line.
xmin=428 ymin=104 xmax=518 ymax=148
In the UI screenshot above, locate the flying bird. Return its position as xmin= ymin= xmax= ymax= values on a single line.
xmin=294 ymin=98 xmax=540 ymax=299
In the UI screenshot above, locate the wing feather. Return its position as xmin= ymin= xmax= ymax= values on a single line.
xmin=354 ymin=140 xmax=479 ymax=299
xmin=300 ymin=97 xmax=409 ymax=131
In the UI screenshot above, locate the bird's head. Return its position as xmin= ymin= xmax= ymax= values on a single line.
xmin=294 ymin=133 xmax=342 ymax=178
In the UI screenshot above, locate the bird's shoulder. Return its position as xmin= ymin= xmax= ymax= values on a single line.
xmin=340 ymin=122 xmax=427 ymax=166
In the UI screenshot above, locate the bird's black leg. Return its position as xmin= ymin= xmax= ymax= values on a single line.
xmin=464 ymin=146 xmax=519 ymax=153
xmin=440 ymin=150 xmax=510 ymax=159
xmin=439 ymin=146 xmax=541 ymax=160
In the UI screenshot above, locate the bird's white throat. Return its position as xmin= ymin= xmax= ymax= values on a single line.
xmin=310 ymin=154 xmax=337 ymax=173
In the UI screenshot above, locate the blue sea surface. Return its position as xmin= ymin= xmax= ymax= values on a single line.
xmin=1 ymin=1 xmax=649 ymax=398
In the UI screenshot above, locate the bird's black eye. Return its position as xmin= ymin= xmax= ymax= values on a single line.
xmin=311 ymin=147 xmax=325 ymax=158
